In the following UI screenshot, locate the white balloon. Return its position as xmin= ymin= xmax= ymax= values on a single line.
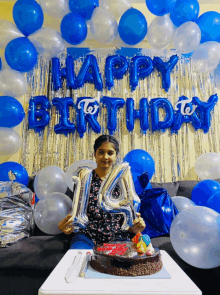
xmin=192 ymin=41 xmax=220 ymax=73
xmin=0 ymin=69 xmax=28 ymax=97
xmin=173 ymin=22 xmax=201 ymax=54
xmin=34 ymin=166 xmax=68 ymax=200
xmin=147 ymin=14 xmax=175 ymax=50
xmin=0 ymin=20 xmax=24 ymax=48
xmin=172 ymin=196 xmax=195 ymax=212
xmin=66 ymin=160 xmax=97 ymax=191
xmin=34 ymin=193 xmax=72 ymax=235
xmin=38 ymin=0 xmax=70 ymax=19
xmin=0 ymin=127 xmax=22 ymax=155
xmin=29 ymin=28 xmax=65 ymax=58
xmin=90 ymin=8 xmax=118 ymax=44
xmin=194 ymin=153 xmax=220 ymax=180
xmin=100 ymin=0 xmax=131 ymax=21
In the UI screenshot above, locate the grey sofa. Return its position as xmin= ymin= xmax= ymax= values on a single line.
xmin=0 ymin=179 xmax=218 ymax=295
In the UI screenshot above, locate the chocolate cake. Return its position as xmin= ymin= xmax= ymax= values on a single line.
xmin=90 ymin=241 xmax=163 ymax=276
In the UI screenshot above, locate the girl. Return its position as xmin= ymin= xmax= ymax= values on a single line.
xmin=59 ymin=135 xmax=146 ymax=249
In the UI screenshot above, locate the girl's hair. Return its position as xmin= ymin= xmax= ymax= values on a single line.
xmin=94 ymin=135 xmax=119 ymax=155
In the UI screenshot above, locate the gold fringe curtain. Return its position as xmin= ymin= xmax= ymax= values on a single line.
xmin=18 ymin=49 xmax=220 ymax=182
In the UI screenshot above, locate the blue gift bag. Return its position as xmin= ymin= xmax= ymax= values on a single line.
xmin=139 ymin=188 xmax=178 ymax=238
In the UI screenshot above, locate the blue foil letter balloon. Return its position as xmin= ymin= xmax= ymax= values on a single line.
xmin=172 ymin=96 xmax=201 ymax=133
xmin=193 ymin=94 xmax=218 ymax=133
xmin=52 ymin=97 xmax=75 ymax=136
xmin=75 ymin=55 xmax=103 ymax=91
xmin=52 ymin=56 xmax=76 ymax=91
xmin=105 ymin=55 xmax=128 ymax=90
xmin=76 ymin=97 xmax=101 ymax=138
xmin=153 ymin=55 xmax=179 ymax=92
xmin=130 ymin=56 xmax=154 ymax=91
xmin=151 ymin=98 xmax=174 ymax=132
xmin=101 ymin=96 xmax=125 ymax=135
xmin=126 ymin=98 xmax=149 ymax=133
xmin=28 ymin=96 xmax=51 ymax=132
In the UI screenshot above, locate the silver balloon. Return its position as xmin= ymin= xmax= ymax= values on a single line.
xmin=147 ymin=14 xmax=175 ymax=50
xmin=170 ymin=206 xmax=220 ymax=269
xmin=98 ymin=162 xmax=140 ymax=230
xmin=192 ymin=41 xmax=220 ymax=73
xmin=0 ymin=20 xmax=24 ymax=48
xmin=172 ymin=196 xmax=195 ymax=212
xmin=39 ymin=0 xmax=70 ymax=19
xmin=90 ymin=7 xmax=118 ymax=44
xmin=71 ymin=168 xmax=93 ymax=230
xmin=0 ymin=127 xmax=22 ymax=156
xmin=28 ymin=28 xmax=66 ymax=58
xmin=194 ymin=153 xmax=220 ymax=180
xmin=34 ymin=166 xmax=68 ymax=200
xmin=66 ymin=160 xmax=97 ymax=191
xmin=173 ymin=22 xmax=201 ymax=54
xmin=100 ymin=0 xmax=131 ymax=21
xmin=34 ymin=192 xmax=72 ymax=235
xmin=0 ymin=69 xmax=28 ymax=97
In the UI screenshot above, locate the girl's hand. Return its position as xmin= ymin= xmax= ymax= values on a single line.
xmin=58 ymin=213 xmax=74 ymax=235
xmin=128 ymin=213 xmax=146 ymax=235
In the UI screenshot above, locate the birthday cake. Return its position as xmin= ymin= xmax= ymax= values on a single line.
xmin=90 ymin=233 xmax=163 ymax=276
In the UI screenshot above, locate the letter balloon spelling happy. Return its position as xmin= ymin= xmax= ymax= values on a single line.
xmin=130 ymin=56 xmax=154 ymax=91
xmin=153 ymin=55 xmax=179 ymax=92
xmin=105 ymin=55 xmax=128 ymax=90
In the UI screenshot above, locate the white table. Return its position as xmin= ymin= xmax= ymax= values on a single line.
xmin=39 ymin=249 xmax=202 ymax=295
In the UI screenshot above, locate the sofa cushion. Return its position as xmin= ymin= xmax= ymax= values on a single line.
xmin=177 ymin=180 xmax=199 ymax=199
xmin=0 ymin=235 xmax=72 ymax=271
xmin=151 ymin=182 xmax=179 ymax=197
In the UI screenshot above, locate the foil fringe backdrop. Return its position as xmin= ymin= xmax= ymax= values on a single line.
xmin=18 ymin=50 xmax=220 ymax=182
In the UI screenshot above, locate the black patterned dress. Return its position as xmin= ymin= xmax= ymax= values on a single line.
xmin=79 ymin=170 xmax=134 ymax=245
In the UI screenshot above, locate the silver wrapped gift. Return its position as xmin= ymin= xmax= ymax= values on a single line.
xmin=0 ymin=176 xmax=34 ymax=248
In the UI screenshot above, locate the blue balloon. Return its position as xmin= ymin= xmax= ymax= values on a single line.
xmin=5 ymin=37 xmax=38 ymax=73
xmin=207 ymin=192 xmax=220 ymax=214
xmin=191 ymin=180 xmax=220 ymax=206
xmin=0 ymin=161 xmax=29 ymax=186
xmin=153 ymin=55 xmax=179 ymax=92
xmin=130 ymin=56 xmax=153 ymax=91
xmin=69 ymin=0 xmax=99 ymax=20
xmin=151 ymin=98 xmax=174 ymax=132
xmin=28 ymin=95 xmax=51 ymax=132
xmin=105 ymin=55 xmax=128 ymax=90
xmin=13 ymin=0 xmax=44 ymax=36
xmin=101 ymin=96 xmax=125 ymax=135
xmin=60 ymin=12 xmax=87 ymax=45
xmin=146 ymin=0 xmax=177 ymax=16
xmin=75 ymin=54 xmax=103 ymax=91
xmin=196 ymin=11 xmax=220 ymax=43
xmin=170 ymin=0 xmax=200 ymax=27
xmin=123 ymin=149 xmax=155 ymax=180
xmin=118 ymin=8 xmax=147 ymax=45
xmin=52 ymin=97 xmax=76 ymax=136
xmin=0 ymin=96 xmax=25 ymax=128
xmin=0 ymin=58 xmax=2 ymax=71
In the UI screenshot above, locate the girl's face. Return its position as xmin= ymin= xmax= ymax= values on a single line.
xmin=94 ymin=142 xmax=117 ymax=170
